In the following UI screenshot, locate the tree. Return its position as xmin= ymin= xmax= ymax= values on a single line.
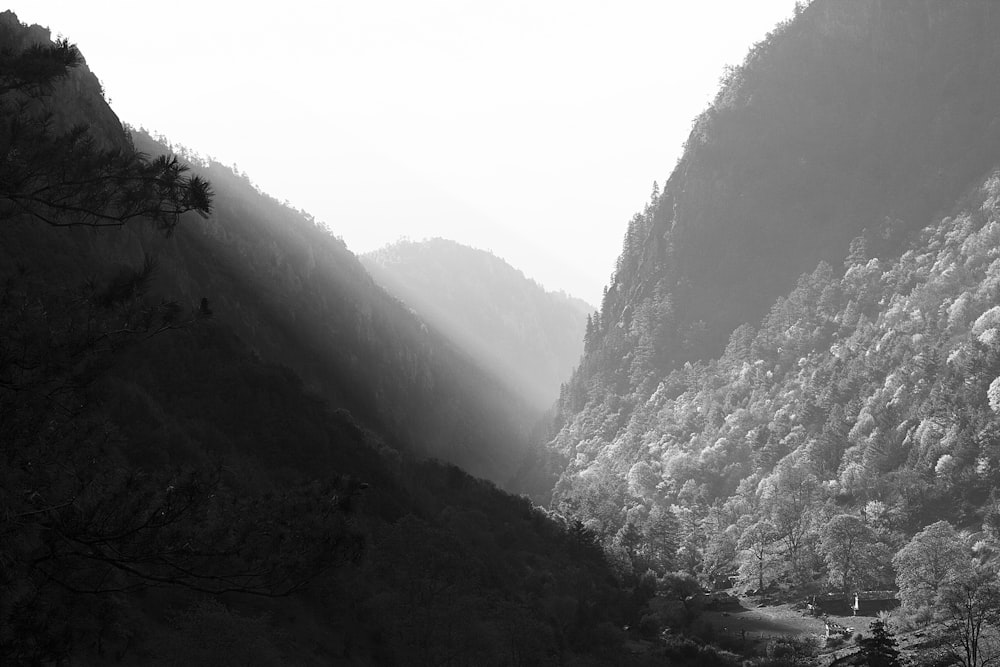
xmin=652 ymin=571 xmax=704 ymax=629
xmin=584 ymin=313 xmax=596 ymax=352
xmin=940 ymin=565 xmax=1000 ymax=667
xmin=893 ymin=521 xmax=971 ymax=616
xmin=0 ymin=41 xmax=212 ymax=231
xmin=857 ymin=619 xmax=902 ymax=667
xmin=613 ymin=520 xmax=645 ymax=573
xmin=642 ymin=505 xmax=680 ymax=574
xmin=762 ymin=458 xmax=819 ymax=587
xmin=819 ymin=514 xmax=877 ymax=600
xmin=737 ymin=519 xmax=779 ymax=593
xmin=703 ymin=523 xmax=739 ymax=587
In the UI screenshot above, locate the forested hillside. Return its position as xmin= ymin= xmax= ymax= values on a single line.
xmin=362 ymin=238 xmax=592 ymax=408
xmin=20 ymin=0 xmax=1000 ymax=662
xmin=118 ymin=130 xmax=542 ymax=485
xmin=542 ymin=0 xmax=1000 ymax=661
xmin=0 ymin=16 xmax=668 ymax=665
xmin=0 ymin=7 xmax=540 ymax=486
xmin=586 ymin=0 xmax=1000 ymax=382
xmin=554 ymin=175 xmax=1000 ymax=581
xmin=550 ymin=0 xmax=1000 ymax=527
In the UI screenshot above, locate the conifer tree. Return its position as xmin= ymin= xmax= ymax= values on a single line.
xmin=0 ymin=40 xmax=212 ymax=231
xmin=857 ymin=619 xmax=902 ymax=667
xmin=642 ymin=505 xmax=680 ymax=574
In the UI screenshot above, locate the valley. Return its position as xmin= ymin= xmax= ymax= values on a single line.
xmin=6 ymin=2 xmax=1000 ymax=665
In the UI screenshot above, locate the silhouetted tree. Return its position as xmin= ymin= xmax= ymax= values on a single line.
xmin=858 ymin=619 xmax=902 ymax=667
xmin=0 ymin=40 xmax=212 ymax=231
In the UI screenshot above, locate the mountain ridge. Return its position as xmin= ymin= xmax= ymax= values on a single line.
xmin=362 ymin=237 xmax=593 ymax=408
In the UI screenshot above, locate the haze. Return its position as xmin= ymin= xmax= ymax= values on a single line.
xmin=14 ymin=0 xmax=798 ymax=303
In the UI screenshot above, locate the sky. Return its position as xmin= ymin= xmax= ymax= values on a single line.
xmin=13 ymin=1 xmax=799 ymax=305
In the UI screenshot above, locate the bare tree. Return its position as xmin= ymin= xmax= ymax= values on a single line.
xmin=941 ymin=565 xmax=1000 ymax=667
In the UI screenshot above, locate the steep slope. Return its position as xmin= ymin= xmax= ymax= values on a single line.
xmin=0 ymin=9 xmax=540 ymax=486
xmin=540 ymin=0 xmax=1000 ymax=605
xmin=0 ymin=16 xmax=652 ymax=666
xmin=587 ymin=0 xmax=1000 ymax=386
xmin=552 ymin=165 xmax=1000 ymax=595
xmin=362 ymin=238 xmax=593 ymax=408
xmin=125 ymin=132 xmax=540 ymax=485
xmin=545 ymin=0 xmax=1000 ymax=494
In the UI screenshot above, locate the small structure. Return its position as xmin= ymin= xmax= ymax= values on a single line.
xmin=811 ymin=590 xmax=898 ymax=616
xmin=853 ymin=590 xmax=899 ymax=615
xmin=825 ymin=619 xmax=854 ymax=640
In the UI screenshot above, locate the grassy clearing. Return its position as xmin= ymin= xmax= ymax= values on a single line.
xmin=700 ymin=598 xmax=873 ymax=657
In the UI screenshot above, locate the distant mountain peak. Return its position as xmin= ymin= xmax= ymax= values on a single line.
xmin=362 ymin=238 xmax=594 ymax=408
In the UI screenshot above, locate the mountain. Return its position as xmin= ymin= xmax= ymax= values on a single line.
xmin=587 ymin=0 xmax=1000 ymax=381
xmin=121 ymin=130 xmax=542 ymax=486
xmin=0 ymin=21 xmax=541 ymax=487
xmin=0 ymin=15 xmax=667 ymax=665
xmin=542 ymin=0 xmax=1000 ymax=613
xmin=361 ymin=238 xmax=593 ymax=409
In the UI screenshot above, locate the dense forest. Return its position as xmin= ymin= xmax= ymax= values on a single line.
xmin=362 ymin=238 xmax=592 ymax=409
xmin=543 ymin=0 xmax=1000 ymax=664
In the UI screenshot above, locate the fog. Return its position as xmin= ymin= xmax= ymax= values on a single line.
xmin=15 ymin=0 xmax=797 ymax=303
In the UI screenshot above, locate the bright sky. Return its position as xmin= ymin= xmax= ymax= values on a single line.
xmin=13 ymin=1 xmax=799 ymax=304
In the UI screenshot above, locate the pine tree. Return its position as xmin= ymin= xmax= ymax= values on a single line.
xmin=857 ymin=619 xmax=902 ymax=667
xmin=0 ymin=41 xmax=212 ymax=231
xmin=642 ymin=505 xmax=680 ymax=574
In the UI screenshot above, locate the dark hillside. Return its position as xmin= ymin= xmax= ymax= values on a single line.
xmin=0 ymin=6 xmax=539 ymax=485
xmin=0 ymin=15 xmax=653 ymax=665
xmin=121 ymin=132 xmax=540 ymax=484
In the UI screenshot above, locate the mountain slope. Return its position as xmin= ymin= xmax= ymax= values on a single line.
xmin=125 ymin=132 xmax=541 ymax=485
xmin=553 ymin=165 xmax=1000 ymax=593
xmin=540 ymin=0 xmax=1000 ymax=603
xmin=0 ymin=16 xmax=652 ymax=665
xmin=589 ymin=0 xmax=1000 ymax=383
xmin=0 ymin=6 xmax=542 ymax=484
xmin=0 ymin=31 xmax=541 ymax=487
xmin=362 ymin=238 xmax=593 ymax=408
xmin=547 ymin=0 xmax=1000 ymax=488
